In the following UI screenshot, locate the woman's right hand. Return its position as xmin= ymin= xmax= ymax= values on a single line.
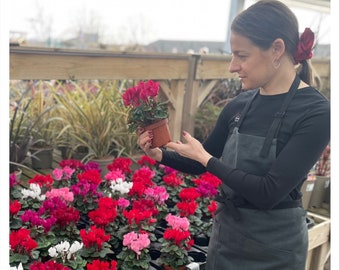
xmin=137 ymin=128 xmax=163 ymax=162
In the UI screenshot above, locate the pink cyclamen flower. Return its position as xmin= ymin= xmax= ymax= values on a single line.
xmin=52 ymin=168 xmax=64 ymax=181
xmin=105 ymin=169 xmax=126 ymax=182
xmin=45 ymin=187 xmax=74 ymax=202
xmin=123 ymin=232 xmax=150 ymax=255
xmin=144 ymin=186 xmax=169 ymax=204
xmin=165 ymin=213 xmax=190 ymax=231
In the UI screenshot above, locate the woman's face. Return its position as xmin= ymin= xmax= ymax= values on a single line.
xmin=229 ymin=32 xmax=275 ymax=90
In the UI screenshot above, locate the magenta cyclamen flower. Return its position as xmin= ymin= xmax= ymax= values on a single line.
xmin=196 ymin=182 xmax=218 ymax=197
xmin=117 ymin=198 xmax=130 ymax=208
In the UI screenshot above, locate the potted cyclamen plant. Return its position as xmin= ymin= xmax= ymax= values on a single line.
xmin=157 ymin=213 xmax=194 ymax=270
xmin=122 ymin=80 xmax=171 ymax=148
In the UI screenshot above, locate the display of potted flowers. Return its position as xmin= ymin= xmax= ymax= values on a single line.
xmin=9 ymin=154 xmax=219 ymax=269
xmin=122 ymin=80 xmax=171 ymax=148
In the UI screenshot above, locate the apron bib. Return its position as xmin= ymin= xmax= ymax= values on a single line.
xmin=206 ymin=76 xmax=308 ymax=270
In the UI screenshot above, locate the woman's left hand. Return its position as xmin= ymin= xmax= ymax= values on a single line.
xmin=165 ymin=131 xmax=213 ymax=167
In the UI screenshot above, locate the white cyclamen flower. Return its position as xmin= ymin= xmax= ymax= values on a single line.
xmin=55 ymin=241 xmax=70 ymax=253
xmin=9 ymin=263 xmax=23 ymax=270
xmin=48 ymin=246 xmax=58 ymax=257
xmin=21 ymin=183 xmax=45 ymax=201
xmin=110 ymin=179 xmax=133 ymax=194
xmin=67 ymin=241 xmax=83 ymax=260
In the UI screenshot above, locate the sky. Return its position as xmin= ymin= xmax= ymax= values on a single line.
xmin=6 ymin=0 xmax=332 ymax=45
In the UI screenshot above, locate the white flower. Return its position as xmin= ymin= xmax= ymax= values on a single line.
xmin=48 ymin=246 xmax=58 ymax=257
xmin=67 ymin=241 xmax=83 ymax=259
xmin=110 ymin=178 xmax=133 ymax=194
xmin=9 ymin=263 xmax=23 ymax=270
xmin=55 ymin=241 xmax=70 ymax=253
xmin=21 ymin=183 xmax=45 ymax=201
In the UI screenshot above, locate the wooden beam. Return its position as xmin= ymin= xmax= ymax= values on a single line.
xmin=10 ymin=47 xmax=190 ymax=80
xmin=182 ymin=55 xmax=200 ymax=135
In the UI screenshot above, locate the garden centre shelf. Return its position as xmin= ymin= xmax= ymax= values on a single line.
xmin=306 ymin=212 xmax=330 ymax=270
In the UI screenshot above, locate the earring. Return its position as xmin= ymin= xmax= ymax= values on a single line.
xmin=272 ymin=58 xmax=281 ymax=69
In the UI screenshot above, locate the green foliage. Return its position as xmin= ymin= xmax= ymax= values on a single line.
xmin=51 ymin=80 xmax=138 ymax=160
xmin=127 ymin=99 xmax=169 ymax=133
xmin=194 ymin=79 xmax=241 ymax=142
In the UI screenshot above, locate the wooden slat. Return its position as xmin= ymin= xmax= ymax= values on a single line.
xmin=10 ymin=49 xmax=190 ymax=80
xmin=308 ymin=212 xmax=330 ymax=251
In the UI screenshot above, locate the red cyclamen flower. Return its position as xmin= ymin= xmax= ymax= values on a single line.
xmin=28 ymin=174 xmax=54 ymax=188
xmin=80 ymin=226 xmax=110 ymax=250
xmin=86 ymin=259 xmax=117 ymax=270
xmin=29 ymin=261 xmax=70 ymax=270
xmin=176 ymin=201 xmax=198 ymax=216
xmin=10 ymin=200 xmax=21 ymax=215
xmin=10 ymin=228 xmax=38 ymax=254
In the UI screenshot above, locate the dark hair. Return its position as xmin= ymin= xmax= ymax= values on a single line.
xmin=231 ymin=0 xmax=313 ymax=84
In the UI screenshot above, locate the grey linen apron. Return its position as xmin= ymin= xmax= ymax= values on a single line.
xmin=206 ymin=76 xmax=308 ymax=270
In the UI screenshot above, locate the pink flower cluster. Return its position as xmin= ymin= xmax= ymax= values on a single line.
xmin=122 ymin=231 xmax=150 ymax=256
xmin=45 ymin=187 xmax=74 ymax=203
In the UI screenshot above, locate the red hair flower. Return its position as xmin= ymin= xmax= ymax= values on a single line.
xmin=293 ymin=27 xmax=314 ymax=64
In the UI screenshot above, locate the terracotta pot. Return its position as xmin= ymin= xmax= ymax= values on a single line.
xmin=143 ymin=118 xmax=171 ymax=148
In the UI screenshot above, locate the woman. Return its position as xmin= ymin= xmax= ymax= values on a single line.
xmin=137 ymin=1 xmax=330 ymax=269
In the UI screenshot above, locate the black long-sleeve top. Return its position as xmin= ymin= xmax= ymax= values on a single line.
xmin=161 ymin=86 xmax=330 ymax=210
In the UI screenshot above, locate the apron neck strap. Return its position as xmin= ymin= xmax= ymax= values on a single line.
xmin=260 ymin=75 xmax=301 ymax=157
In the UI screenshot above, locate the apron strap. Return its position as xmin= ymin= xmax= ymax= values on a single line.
xmin=235 ymin=89 xmax=259 ymax=127
xmin=260 ymin=75 xmax=301 ymax=157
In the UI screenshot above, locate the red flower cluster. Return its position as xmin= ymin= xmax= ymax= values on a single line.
xmin=59 ymin=159 xmax=83 ymax=169
xmin=176 ymin=201 xmax=198 ymax=216
xmin=80 ymin=226 xmax=110 ymax=250
xmin=122 ymin=80 xmax=159 ymax=107
xmin=137 ymin=155 xmax=157 ymax=167
xmin=78 ymin=170 xmax=102 ymax=186
xmin=10 ymin=228 xmax=38 ymax=254
xmin=179 ymin=187 xmax=201 ymax=201
xmin=10 ymin=200 xmax=21 ymax=215
xmin=86 ymin=259 xmax=117 ymax=270
xmin=163 ymin=228 xmax=193 ymax=249
xmin=129 ymin=167 xmax=156 ymax=197
xmin=29 ymin=260 xmax=70 ymax=270
xmin=163 ymin=172 xmax=183 ymax=187
xmin=123 ymin=208 xmax=154 ymax=226
xmin=28 ymin=174 xmax=54 ymax=188
xmin=107 ymin=157 xmax=132 ymax=175
xmin=89 ymin=197 xmax=118 ymax=227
